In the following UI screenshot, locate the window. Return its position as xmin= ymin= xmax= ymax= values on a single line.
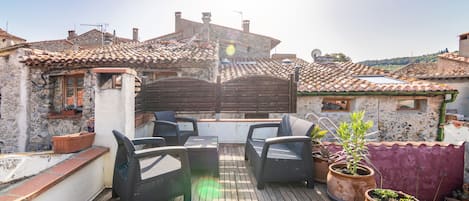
xmin=64 ymin=75 xmax=84 ymax=111
xmin=322 ymin=98 xmax=351 ymax=112
xmin=397 ymin=99 xmax=420 ymax=110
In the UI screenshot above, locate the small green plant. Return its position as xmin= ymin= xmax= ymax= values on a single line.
xmin=336 ymin=111 xmax=373 ymax=175
xmin=369 ymin=189 xmax=417 ymax=201
xmin=310 ymin=125 xmax=328 ymax=144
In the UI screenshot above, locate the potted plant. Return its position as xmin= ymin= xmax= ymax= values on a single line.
xmin=310 ymin=125 xmax=338 ymax=183
xmin=365 ymin=188 xmax=418 ymax=201
xmin=61 ymin=104 xmax=77 ymax=115
xmin=327 ymin=111 xmax=377 ymax=201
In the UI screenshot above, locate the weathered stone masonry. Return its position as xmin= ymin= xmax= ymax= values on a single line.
xmin=296 ymin=95 xmax=444 ymax=141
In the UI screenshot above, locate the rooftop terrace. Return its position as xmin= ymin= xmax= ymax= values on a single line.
xmin=93 ymin=144 xmax=330 ymax=201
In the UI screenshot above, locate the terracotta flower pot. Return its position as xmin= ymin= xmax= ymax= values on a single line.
xmin=52 ymin=132 xmax=95 ymax=154
xmin=327 ymin=162 xmax=376 ymax=201
xmin=365 ymin=188 xmax=418 ymax=201
xmin=312 ymin=151 xmax=338 ymax=183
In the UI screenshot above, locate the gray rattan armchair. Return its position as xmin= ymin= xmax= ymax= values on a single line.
xmin=112 ymin=130 xmax=191 ymax=201
xmin=153 ymin=111 xmax=198 ymax=145
xmin=245 ymin=115 xmax=314 ymax=189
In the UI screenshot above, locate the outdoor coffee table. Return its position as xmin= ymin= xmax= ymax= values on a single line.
xmin=184 ymin=136 xmax=219 ymax=176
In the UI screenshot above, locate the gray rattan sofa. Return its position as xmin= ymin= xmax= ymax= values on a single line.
xmin=112 ymin=130 xmax=191 ymax=201
xmin=153 ymin=111 xmax=199 ymax=145
xmin=245 ymin=115 xmax=314 ymax=189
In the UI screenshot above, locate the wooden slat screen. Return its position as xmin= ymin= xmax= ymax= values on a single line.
xmin=143 ymin=78 xmax=217 ymax=111
xmin=221 ymin=76 xmax=293 ymax=113
xmin=139 ymin=76 xmax=297 ymax=113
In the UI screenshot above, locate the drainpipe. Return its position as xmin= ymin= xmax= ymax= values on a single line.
xmin=436 ymin=92 xmax=458 ymax=141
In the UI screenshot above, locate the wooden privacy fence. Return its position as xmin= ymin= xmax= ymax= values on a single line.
xmin=137 ymin=75 xmax=297 ymax=113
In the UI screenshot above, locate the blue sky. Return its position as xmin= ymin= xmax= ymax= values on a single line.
xmin=1 ymin=0 xmax=468 ymax=61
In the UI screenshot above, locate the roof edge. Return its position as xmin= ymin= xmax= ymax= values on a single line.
xmin=297 ymin=90 xmax=459 ymax=96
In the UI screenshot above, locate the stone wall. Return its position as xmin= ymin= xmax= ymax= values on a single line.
xmin=296 ymin=95 xmax=444 ymax=141
xmin=136 ymin=60 xmax=219 ymax=83
xmin=178 ymin=19 xmax=272 ymax=58
xmin=28 ymin=40 xmax=75 ymax=52
xmin=0 ymin=49 xmax=30 ymax=153
xmin=28 ymin=68 xmax=96 ymax=151
xmin=437 ymin=57 xmax=469 ymax=74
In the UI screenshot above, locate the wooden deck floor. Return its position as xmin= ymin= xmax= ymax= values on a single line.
xmin=94 ymin=144 xmax=330 ymax=201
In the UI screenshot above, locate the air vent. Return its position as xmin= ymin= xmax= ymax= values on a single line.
xmin=282 ymin=58 xmax=292 ymax=64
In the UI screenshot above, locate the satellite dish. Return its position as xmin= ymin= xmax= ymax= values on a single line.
xmin=311 ymin=49 xmax=322 ymax=61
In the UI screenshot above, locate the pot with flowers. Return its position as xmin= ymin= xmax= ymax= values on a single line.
xmin=326 ymin=111 xmax=377 ymax=201
xmin=310 ymin=125 xmax=338 ymax=183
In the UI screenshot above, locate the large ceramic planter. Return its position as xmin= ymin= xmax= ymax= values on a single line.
xmin=327 ymin=162 xmax=376 ymax=201
xmin=312 ymin=151 xmax=338 ymax=183
xmin=52 ymin=132 xmax=95 ymax=154
xmin=365 ymin=188 xmax=418 ymax=201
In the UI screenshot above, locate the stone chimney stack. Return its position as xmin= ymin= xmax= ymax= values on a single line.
xmin=175 ymin=11 xmax=182 ymax=32
xmin=202 ymin=12 xmax=211 ymax=41
xmin=67 ymin=30 xmax=77 ymax=40
xmin=242 ymin=20 xmax=250 ymax=33
xmin=459 ymin=32 xmax=469 ymax=57
xmin=132 ymin=28 xmax=139 ymax=42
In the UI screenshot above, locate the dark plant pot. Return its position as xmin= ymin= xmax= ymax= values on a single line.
xmin=312 ymin=152 xmax=338 ymax=183
xmin=365 ymin=188 xmax=418 ymax=201
xmin=327 ymin=162 xmax=376 ymax=201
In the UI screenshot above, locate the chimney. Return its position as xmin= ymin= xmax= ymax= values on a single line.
xmin=67 ymin=30 xmax=77 ymax=40
xmin=201 ymin=12 xmax=211 ymax=41
xmin=175 ymin=11 xmax=182 ymax=32
xmin=132 ymin=28 xmax=139 ymax=42
xmin=242 ymin=20 xmax=250 ymax=33
xmin=459 ymin=32 xmax=469 ymax=57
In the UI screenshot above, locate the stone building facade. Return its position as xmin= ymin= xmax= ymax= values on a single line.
xmin=28 ymin=40 xmax=76 ymax=52
xmin=296 ymin=95 xmax=444 ymax=141
xmin=0 ymin=28 xmax=26 ymax=49
xmin=0 ymin=39 xmax=218 ymax=153
xmin=147 ymin=12 xmax=281 ymax=59
xmin=396 ymin=32 xmax=469 ymax=118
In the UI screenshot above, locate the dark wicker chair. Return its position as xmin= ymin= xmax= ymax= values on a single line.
xmin=112 ymin=130 xmax=191 ymax=201
xmin=245 ymin=115 xmax=314 ymax=189
xmin=153 ymin=111 xmax=199 ymax=145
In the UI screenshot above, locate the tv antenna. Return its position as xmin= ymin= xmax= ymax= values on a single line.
xmin=80 ymin=23 xmax=109 ymax=46
xmin=233 ymin=10 xmax=243 ymax=21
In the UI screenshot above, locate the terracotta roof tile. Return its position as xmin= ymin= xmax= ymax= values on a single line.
xmin=22 ymin=40 xmax=217 ymax=67
xmin=220 ymin=58 xmax=456 ymax=93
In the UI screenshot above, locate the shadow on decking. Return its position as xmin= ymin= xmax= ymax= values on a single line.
xmin=94 ymin=144 xmax=330 ymax=201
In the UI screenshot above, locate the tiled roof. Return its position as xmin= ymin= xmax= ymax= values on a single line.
xmin=439 ymin=52 xmax=469 ymax=64
xmin=23 ymin=40 xmax=217 ymax=67
xmin=219 ymin=58 xmax=456 ymax=93
xmin=395 ymin=54 xmax=469 ymax=78
xmin=0 ymin=28 xmax=26 ymax=41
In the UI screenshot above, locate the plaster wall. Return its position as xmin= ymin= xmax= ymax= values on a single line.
xmin=0 ymin=49 xmax=30 ymax=153
xmin=34 ymin=156 xmax=105 ymax=201
xmin=94 ymin=71 xmax=135 ymax=187
xmin=429 ymin=78 xmax=469 ymax=117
